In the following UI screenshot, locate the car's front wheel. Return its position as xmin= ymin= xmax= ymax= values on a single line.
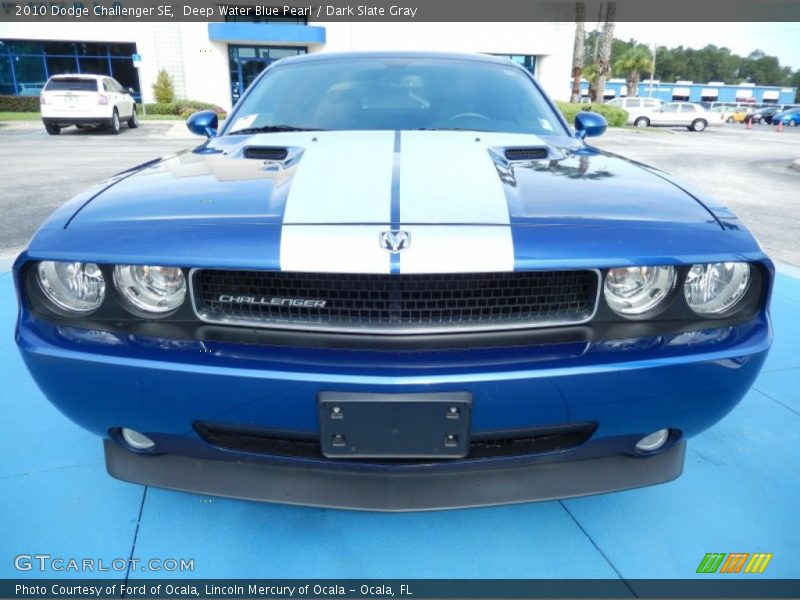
xmin=634 ymin=117 xmax=650 ymax=128
xmin=790 ymin=120 xmax=798 ymax=127
xmin=128 ymin=106 xmax=139 ymax=129
xmin=44 ymin=122 xmax=60 ymax=135
xmin=691 ymin=119 xmax=707 ymax=132
xmin=726 ymin=116 xmax=735 ymax=123
xmin=108 ymin=109 xmax=121 ymax=135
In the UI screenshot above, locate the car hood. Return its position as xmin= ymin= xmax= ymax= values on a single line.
xmin=67 ymin=130 xmax=719 ymax=230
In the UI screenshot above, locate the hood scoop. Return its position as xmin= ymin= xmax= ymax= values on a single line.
xmin=243 ymin=146 xmax=289 ymax=161
xmin=503 ymin=146 xmax=551 ymax=161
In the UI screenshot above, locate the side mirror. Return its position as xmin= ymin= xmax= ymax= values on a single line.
xmin=574 ymin=111 xmax=607 ymax=139
xmin=127 ymin=87 xmax=135 ymax=95
xmin=186 ymin=110 xmax=219 ymax=138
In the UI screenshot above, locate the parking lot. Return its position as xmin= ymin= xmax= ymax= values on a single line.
xmin=0 ymin=122 xmax=192 ymax=261
xmin=1 ymin=120 xmax=799 ymax=266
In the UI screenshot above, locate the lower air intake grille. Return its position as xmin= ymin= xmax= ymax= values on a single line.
xmin=191 ymin=269 xmax=599 ymax=334
xmin=195 ymin=422 xmax=597 ymax=463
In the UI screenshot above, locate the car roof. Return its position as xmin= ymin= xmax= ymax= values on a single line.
xmin=47 ymin=74 xmax=105 ymax=81
xmin=274 ymin=51 xmax=520 ymax=68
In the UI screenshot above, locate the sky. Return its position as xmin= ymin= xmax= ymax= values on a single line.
xmin=608 ymin=22 xmax=800 ymax=70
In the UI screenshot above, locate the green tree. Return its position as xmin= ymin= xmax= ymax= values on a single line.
xmin=580 ymin=32 xmax=796 ymax=98
xmin=614 ymin=46 xmax=654 ymax=97
xmin=583 ymin=63 xmax=600 ymax=102
xmin=791 ymin=70 xmax=800 ymax=102
xmin=739 ymin=53 xmax=791 ymax=86
xmin=151 ymin=69 xmax=175 ymax=104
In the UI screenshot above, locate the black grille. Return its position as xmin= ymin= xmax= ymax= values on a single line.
xmin=504 ymin=147 xmax=549 ymax=161
xmin=192 ymin=270 xmax=598 ymax=333
xmin=195 ymin=422 xmax=597 ymax=463
xmin=243 ymin=146 xmax=288 ymax=160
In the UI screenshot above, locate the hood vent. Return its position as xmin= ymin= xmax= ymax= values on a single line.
xmin=243 ymin=146 xmax=289 ymax=161
xmin=504 ymin=147 xmax=550 ymax=161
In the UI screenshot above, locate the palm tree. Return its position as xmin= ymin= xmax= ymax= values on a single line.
xmin=570 ymin=3 xmax=586 ymax=103
xmin=583 ymin=63 xmax=600 ymax=102
xmin=614 ymin=46 xmax=654 ymax=97
xmin=595 ymin=2 xmax=616 ymax=102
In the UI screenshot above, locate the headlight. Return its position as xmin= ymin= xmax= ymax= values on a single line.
xmin=684 ymin=262 xmax=750 ymax=315
xmin=36 ymin=261 xmax=105 ymax=314
xmin=604 ymin=266 xmax=676 ymax=317
xmin=113 ymin=265 xmax=186 ymax=314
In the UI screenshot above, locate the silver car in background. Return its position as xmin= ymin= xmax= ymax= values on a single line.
xmin=630 ymin=101 xmax=724 ymax=132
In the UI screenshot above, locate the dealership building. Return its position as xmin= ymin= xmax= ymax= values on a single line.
xmin=577 ymin=78 xmax=797 ymax=105
xmin=0 ymin=21 xmax=574 ymax=111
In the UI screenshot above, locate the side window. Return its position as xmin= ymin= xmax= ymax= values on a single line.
xmin=608 ymin=99 xmax=622 ymax=107
xmin=628 ymin=99 xmax=642 ymax=108
xmin=103 ymin=79 xmax=113 ymax=93
xmin=112 ymin=79 xmax=125 ymax=93
xmin=661 ymin=104 xmax=679 ymax=113
xmin=680 ymin=104 xmax=696 ymax=113
xmin=643 ymin=99 xmax=659 ymax=107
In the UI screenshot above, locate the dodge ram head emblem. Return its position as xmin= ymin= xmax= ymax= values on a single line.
xmin=380 ymin=230 xmax=410 ymax=253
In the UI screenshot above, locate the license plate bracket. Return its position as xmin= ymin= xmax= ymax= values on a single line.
xmin=318 ymin=392 xmax=472 ymax=459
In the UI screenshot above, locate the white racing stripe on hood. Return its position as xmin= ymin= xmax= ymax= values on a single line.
xmin=280 ymin=226 xmax=391 ymax=273
xmin=282 ymin=131 xmax=395 ymax=224
xmin=398 ymin=131 xmax=511 ymax=224
xmin=278 ymin=130 xmax=547 ymax=274
xmin=397 ymin=131 xmax=529 ymax=273
xmin=280 ymin=131 xmax=394 ymax=273
xmin=399 ymin=225 xmax=515 ymax=273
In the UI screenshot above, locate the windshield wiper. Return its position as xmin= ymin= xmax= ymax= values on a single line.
xmin=228 ymin=125 xmax=326 ymax=135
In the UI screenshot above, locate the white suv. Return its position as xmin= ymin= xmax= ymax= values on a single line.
xmin=605 ymin=97 xmax=665 ymax=126
xmin=40 ymin=74 xmax=138 ymax=135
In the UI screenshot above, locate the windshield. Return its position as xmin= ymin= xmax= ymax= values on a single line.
xmin=225 ymin=57 xmax=566 ymax=136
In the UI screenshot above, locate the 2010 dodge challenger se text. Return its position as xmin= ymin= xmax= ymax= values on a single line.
xmin=14 ymin=53 xmax=773 ymax=510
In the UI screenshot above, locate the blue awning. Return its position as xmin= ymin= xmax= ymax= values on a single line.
xmin=208 ymin=23 xmax=326 ymax=45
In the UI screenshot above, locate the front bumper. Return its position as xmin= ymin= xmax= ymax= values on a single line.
xmin=16 ymin=308 xmax=771 ymax=509
xmin=105 ymin=438 xmax=686 ymax=511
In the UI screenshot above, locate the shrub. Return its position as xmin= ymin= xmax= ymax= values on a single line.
xmin=0 ymin=95 xmax=40 ymax=112
xmin=151 ymin=69 xmax=175 ymax=104
xmin=178 ymin=107 xmax=228 ymax=120
xmin=142 ymin=102 xmax=174 ymax=115
xmin=587 ymin=103 xmax=630 ymax=127
xmin=555 ymin=101 xmax=628 ymax=128
xmin=144 ymin=100 xmax=226 ymax=117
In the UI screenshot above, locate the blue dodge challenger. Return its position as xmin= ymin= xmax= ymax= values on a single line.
xmin=14 ymin=53 xmax=773 ymax=510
